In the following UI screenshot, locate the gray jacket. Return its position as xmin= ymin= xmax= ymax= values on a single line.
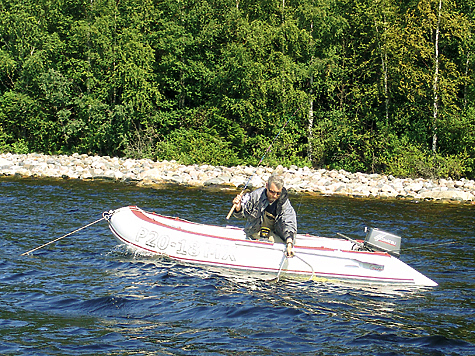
xmin=233 ymin=187 xmax=297 ymax=241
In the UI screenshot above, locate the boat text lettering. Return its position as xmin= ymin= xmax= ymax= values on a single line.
xmin=135 ymin=227 xmax=236 ymax=261
xmin=374 ymin=235 xmax=397 ymax=246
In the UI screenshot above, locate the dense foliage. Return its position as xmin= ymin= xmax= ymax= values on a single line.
xmin=1 ymin=0 xmax=475 ymax=179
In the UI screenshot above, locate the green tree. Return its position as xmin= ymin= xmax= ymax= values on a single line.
xmin=0 ymin=0 xmax=474 ymax=178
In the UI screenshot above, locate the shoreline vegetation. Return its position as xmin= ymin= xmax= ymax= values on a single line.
xmin=1 ymin=1 xmax=475 ymax=182
xmin=1 ymin=152 xmax=474 ymax=204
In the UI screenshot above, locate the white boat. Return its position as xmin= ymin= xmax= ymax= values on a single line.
xmin=104 ymin=206 xmax=438 ymax=287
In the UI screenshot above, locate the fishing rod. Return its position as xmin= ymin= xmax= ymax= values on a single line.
xmin=226 ymin=106 xmax=301 ymax=219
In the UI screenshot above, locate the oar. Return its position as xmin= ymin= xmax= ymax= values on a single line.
xmin=20 ymin=217 xmax=105 ymax=256
xmin=226 ymin=107 xmax=301 ymax=219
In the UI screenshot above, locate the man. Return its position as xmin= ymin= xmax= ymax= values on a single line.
xmin=232 ymin=174 xmax=297 ymax=257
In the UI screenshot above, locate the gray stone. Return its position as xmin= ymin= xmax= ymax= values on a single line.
xmin=0 ymin=158 xmax=13 ymax=169
xmin=204 ymin=177 xmax=227 ymax=186
xmin=1 ymin=152 xmax=475 ymax=203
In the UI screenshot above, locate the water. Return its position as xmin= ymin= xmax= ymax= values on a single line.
xmin=1 ymin=177 xmax=474 ymax=355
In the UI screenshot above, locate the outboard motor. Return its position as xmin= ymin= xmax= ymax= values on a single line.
xmin=364 ymin=227 xmax=401 ymax=257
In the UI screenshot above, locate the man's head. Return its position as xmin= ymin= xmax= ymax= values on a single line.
xmin=266 ymin=174 xmax=284 ymax=203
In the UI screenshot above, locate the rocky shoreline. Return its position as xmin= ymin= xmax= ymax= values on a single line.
xmin=1 ymin=152 xmax=475 ymax=203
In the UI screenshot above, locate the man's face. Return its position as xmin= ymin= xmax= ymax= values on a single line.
xmin=266 ymin=182 xmax=282 ymax=203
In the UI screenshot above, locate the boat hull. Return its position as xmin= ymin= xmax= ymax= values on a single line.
xmin=105 ymin=206 xmax=437 ymax=287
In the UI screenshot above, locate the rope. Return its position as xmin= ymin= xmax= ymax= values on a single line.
xmin=275 ymin=252 xmax=288 ymax=282
xmin=295 ymin=254 xmax=315 ymax=281
xmin=20 ymin=217 xmax=105 ymax=256
xmin=275 ymin=250 xmax=316 ymax=283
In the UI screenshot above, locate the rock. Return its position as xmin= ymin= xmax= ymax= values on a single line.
xmin=420 ymin=190 xmax=474 ymax=201
xmin=0 ymin=158 xmax=13 ymax=169
xmin=230 ymin=175 xmax=247 ymax=188
xmin=247 ymin=175 xmax=265 ymax=189
xmin=203 ymin=177 xmax=223 ymax=186
xmin=405 ymin=182 xmax=424 ymax=193
xmin=1 ymin=152 xmax=475 ymax=203
xmin=166 ymin=175 xmax=187 ymax=184
xmin=138 ymin=168 xmax=162 ymax=180
xmin=274 ymin=165 xmax=284 ymax=175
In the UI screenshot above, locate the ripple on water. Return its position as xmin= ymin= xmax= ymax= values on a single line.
xmin=0 ymin=177 xmax=475 ymax=355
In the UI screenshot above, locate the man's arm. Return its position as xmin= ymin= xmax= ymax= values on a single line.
xmin=281 ymin=203 xmax=297 ymax=257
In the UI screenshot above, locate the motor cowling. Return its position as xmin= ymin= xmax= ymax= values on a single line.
xmin=364 ymin=228 xmax=401 ymax=257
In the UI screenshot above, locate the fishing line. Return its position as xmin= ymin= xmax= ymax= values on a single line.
xmin=403 ymin=240 xmax=459 ymax=251
xmin=294 ymin=193 xmax=305 ymax=216
xmin=21 ymin=217 xmax=105 ymax=256
xmin=226 ymin=106 xmax=302 ymax=219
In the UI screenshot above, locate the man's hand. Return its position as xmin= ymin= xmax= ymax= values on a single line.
xmin=232 ymin=193 xmax=243 ymax=212
xmin=226 ymin=192 xmax=244 ymax=220
xmin=285 ymin=240 xmax=294 ymax=257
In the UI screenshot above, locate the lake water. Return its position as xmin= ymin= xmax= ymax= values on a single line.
xmin=1 ymin=177 xmax=474 ymax=355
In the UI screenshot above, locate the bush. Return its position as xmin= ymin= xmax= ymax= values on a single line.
xmin=10 ymin=139 xmax=29 ymax=154
xmin=155 ymin=128 xmax=241 ymax=167
xmin=0 ymin=126 xmax=9 ymax=153
xmin=379 ymin=137 xmax=470 ymax=179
